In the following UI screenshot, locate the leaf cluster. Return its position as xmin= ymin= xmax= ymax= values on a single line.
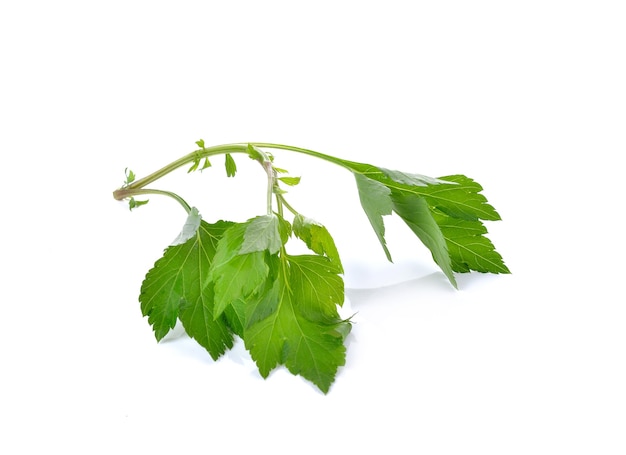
xmin=140 ymin=208 xmax=350 ymax=393
xmin=340 ymin=160 xmax=510 ymax=287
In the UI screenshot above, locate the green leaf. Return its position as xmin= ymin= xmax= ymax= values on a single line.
xmin=170 ymin=207 xmax=202 ymax=246
xmin=417 ymin=174 xmax=501 ymax=221
xmin=223 ymin=298 xmax=246 ymax=338
xmin=332 ymin=156 xmax=499 ymax=221
xmin=354 ymin=173 xmax=393 ymax=261
xmin=433 ymin=212 xmax=510 ymax=274
xmin=277 ymin=176 xmax=301 ymax=186
xmin=293 ymin=214 xmax=343 ymax=270
xmin=289 ymin=254 xmax=345 ymax=322
xmin=128 ymin=197 xmax=149 ymax=211
xmin=276 ymin=214 xmax=292 ymax=245
xmin=391 ymin=191 xmax=457 ymax=287
xmin=328 ymin=156 xmax=449 ymax=189
xmin=200 ymin=157 xmax=212 ymax=170
xmin=210 ymin=215 xmax=292 ymax=320
xmin=178 ymin=281 xmax=234 ymax=361
xmin=351 ymin=168 xmax=509 ymax=285
xmin=240 ymin=215 xmax=284 ymax=255
xmin=347 ymin=160 xmax=505 ymax=284
xmin=195 ymin=139 xmax=205 ymax=148
xmin=225 ymin=153 xmax=237 ymax=177
xmin=187 ymin=158 xmax=200 ymax=173
xmin=209 ymin=221 xmax=270 ymax=319
xmin=379 ymin=167 xmax=450 ymax=187
xmin=247 ymin=143 xmax=264 ymax=162
xmin=139 ymin=214 xmax=235 ymax=361
xmin=212 ymin=251 xmax=268 ymax=319
xmin=176 ymin=219 xmax=237 ymax=360
xmin=243 ymin=258 xmax=282 ymax=328
xmin=282 ymin=313 xmax=349 ymax=394
xmin=244 ymin=257 xmax=350 ymax=394
xmin=124 ymin=167 xmax=136 ymax=185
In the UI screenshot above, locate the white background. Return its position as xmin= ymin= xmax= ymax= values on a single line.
xmin=1 ymin=1 xmax=624 ymax=453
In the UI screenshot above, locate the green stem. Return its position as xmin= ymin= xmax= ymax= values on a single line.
xmin=245 ymin=145 xmax=276 ymax=216
xmin=249 ymin=142 xmax=353 ymax=170
xmin=276 ymin=193 xmax=299 ymax=217
xmin=113 ymin=143 xmax=249 ymax=200
xmin=275 ymin=192 xmax=284 ymax=218
xmin=263 ymin=160 xmax=274 ymax=215
xmin=116 ymin=188 xmax=192 ymax=213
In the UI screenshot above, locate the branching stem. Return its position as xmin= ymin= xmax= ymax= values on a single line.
xmin=113 ymin=142 xmax=357 ymax=203
xmin=112 ymin=143 xmax=250 ymax=201
xmin=112 ymin=141 xmax=363 ymax=218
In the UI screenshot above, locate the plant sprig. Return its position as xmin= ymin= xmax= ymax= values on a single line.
xmin=113 ymin=140 xmax=509 ymax=393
